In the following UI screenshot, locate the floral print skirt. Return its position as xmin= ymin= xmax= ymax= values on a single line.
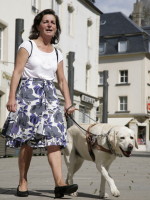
xmin=1 ymin=78 xmax=67 ymax=148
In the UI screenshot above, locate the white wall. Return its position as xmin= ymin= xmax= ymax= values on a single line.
xmin=57 ymin=0 xmax=100 ymax=97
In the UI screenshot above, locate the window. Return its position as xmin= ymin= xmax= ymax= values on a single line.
xmin=96 ymin=98 xmax=103 ymax=122
xmin=119 ymin=96 xmax=127 ymax=111
xmin=32 ymin=0 xmax=39 ymax=13
xmin=79 ymin=106 xmax=90 ymax=123
xmin=98 ymin=72 xmax=103 ymax=85
xmin=118 ymin=41 xmax=127 ymax=52
xmin=119 ymin=70 xmax=128 ymax=83
xmin=138 ymin=126 xmax=146 ymax=145
xmin=100 ymin=42 xmax=106 ymax=53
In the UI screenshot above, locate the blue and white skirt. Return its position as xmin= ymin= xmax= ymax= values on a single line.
xmin=1 ymin=78 xmax=67 ymax=148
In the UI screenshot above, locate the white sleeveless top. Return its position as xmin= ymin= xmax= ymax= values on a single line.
xmin=19 ymin=40 xmax=63 ymax=81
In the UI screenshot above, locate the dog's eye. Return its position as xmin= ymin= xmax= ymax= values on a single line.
xmin=120 ymin=137 xmax=125 ymax=139
xmin=130 ymin=136 xmax=134 ymax=139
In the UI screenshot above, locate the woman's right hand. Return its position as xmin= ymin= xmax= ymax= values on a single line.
xmin=6 ymin=98 xmax=17 ymax=112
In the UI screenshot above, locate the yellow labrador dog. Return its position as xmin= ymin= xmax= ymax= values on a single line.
xmin=63 ymin=123 xmax=138 ymax=199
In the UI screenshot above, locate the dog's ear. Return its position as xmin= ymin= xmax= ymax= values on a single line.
xmin=132 ymin=131 xmax=138 ymax=149
xmin=108 ymin=130 xmax=117 ymax=147
xmin=135 ymin=138 xmax=138 ymax=149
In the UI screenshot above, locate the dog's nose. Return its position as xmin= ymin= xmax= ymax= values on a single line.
xmin=128 ymin=144 xmax=133 ymax=151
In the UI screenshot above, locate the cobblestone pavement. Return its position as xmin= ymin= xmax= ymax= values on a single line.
xmin=0 ymin=151 xmax=150 ymax=200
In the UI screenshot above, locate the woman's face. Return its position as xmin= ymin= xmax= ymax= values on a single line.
xmin=38 ymin=14 xmax=57 ymax=38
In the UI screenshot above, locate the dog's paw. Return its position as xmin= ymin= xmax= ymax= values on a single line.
xmin=99 ymin=192 xmax=109 ymax=199
xmin=111 ymin=188 xmax=120 ymax=197
xmin=69 ymin=191 xmax=78 ymax=197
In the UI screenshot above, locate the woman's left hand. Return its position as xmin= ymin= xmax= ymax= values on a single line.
xmin=65 ymin=105 xmax=77 ymax=115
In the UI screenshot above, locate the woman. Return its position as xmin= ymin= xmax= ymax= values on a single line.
xmin=2 ymin=9 xmax=78 ymax=198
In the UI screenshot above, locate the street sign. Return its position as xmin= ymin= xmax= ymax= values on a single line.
xmin=147 ymin=103 xmax=150 ymax=112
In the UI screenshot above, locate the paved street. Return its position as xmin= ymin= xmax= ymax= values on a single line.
xmin=0 ymin=151 xmax=150 ymax=200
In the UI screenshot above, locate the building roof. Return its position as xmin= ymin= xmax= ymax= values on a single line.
xmin=100 ymin=12 xmax=145 ymax=37
xmin=78 ymin=0 xmax=103 ymax=15
xmin=100 ymin=12 xmax=150 ymax=55
xmin=142 ymin=26 xmax=150 ymax=35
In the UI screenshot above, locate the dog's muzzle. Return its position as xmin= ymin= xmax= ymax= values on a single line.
xmin=127 ymin=144 xmax=133 ymax=151
xmin=120 ymin=144 xmax=133 ymax=157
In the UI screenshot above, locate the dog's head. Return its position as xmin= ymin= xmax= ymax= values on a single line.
xmin=108 ymin=126 xmax=138 ymax=157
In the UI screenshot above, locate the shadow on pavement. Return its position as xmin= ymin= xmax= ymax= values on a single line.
xmin=77 ymin=192 xmax=100 ymax=199
xmin=0 ymin=187 xmax=113 ymax=199
xmin=0 ymin=188 xmax=53 ymax=198
xmin=0 ymin=188 xmax=16 ymax=195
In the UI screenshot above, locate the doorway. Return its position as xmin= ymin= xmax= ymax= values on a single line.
xmin=137 ymin=126 xmax=146 ymax=145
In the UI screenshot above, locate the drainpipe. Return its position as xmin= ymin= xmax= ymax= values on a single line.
xmin=67 ymin=51 xmax=75 ymax=128
xmin=102 ymin=70 xmax=109 ymax=123
xmin=14 ymin=19 xmax=24 ymax=62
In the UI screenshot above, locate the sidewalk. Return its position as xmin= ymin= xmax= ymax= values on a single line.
xmin=132 ymin=150 xmax=150 ymax=157
xmin=0 ymin=151 xmax=150 ymax=200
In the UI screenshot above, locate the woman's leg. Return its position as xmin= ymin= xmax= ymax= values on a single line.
xmin=47 ymin=146 xmax=66 ymax=187
xmin=18 ymin=144 xmax=33 ymax=191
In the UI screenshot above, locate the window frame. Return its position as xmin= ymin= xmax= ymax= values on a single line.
xmin=79 ymin=106 xmax=90 ymax=123
xmin=100 ymin=42 xmax=106 ymax=54
xmin=31 ymin=0 xmax=39 ymax=13
xmin=119 ymin=96 xmax=128 ymax=111
xmin=118 ymin=40 xmax=127 ymax=53
xmin=119 ymin=70 xmax=128 ymax=84
xmin=98 ymin=71 xmax=103 ymax=85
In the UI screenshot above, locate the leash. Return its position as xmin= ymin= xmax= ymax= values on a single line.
xmin=65 ymin=105 xmax=97 ymax=122
xmin=76 ymin=109 xmax=97 ymax=123
xmin=65 ymin=105 xmax=97 ymax=135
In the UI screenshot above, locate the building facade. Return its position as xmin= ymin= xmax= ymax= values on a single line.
xmin=98 ymin=12 xmax=150 ymax=151
xmin=0 ymin=0 xmax=101 ymax=132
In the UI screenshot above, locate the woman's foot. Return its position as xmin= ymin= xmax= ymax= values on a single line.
xmin=54 ymin=184 xmax=78 ymax=198
xmin=18 ymin=180 xmax=28 ymax=192
xmin=16 ymin=185 xmax=29 ymax=197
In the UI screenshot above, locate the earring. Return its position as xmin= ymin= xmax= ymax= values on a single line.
xmin=36 ymin=31 xmax=40 ymax=36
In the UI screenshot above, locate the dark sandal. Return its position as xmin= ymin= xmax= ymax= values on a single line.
xmin=16 ymin=185 xmax=29 ymax=197
xmin=54 ymin=184 xmax=78 ymax=198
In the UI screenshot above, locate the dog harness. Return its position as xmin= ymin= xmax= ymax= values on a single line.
xmin=86 ymin=124 xmax=114 ymax=161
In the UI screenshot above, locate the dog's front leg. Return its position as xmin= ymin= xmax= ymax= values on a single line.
xmin=96 ymin=163 xmax=120 ymax=198
xmin=99 ymin=174 xmax=109 ymax=199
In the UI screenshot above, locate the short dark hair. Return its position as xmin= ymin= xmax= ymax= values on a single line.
xmin=29 ymin=9 xmax=61 ymax=44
